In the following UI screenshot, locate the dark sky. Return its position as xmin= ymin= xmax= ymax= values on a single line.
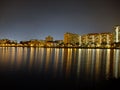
xmin=0 ymin=0 xmax=120 ymax=41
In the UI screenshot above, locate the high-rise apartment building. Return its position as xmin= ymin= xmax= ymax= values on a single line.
xmin=87 ymin=33 xmax=100 ymax=47
xmin=113 ymin=26 xmax=120 ymax=43
xmin=100 ymin=32 xmax=113 ymax=47
xmin=64 ymin=32 xmax=81 ymax=46
xmin=81 ymin=34 xmax=88 ymax=46
xmin=81 ymin=32 xmax=113 ymax=47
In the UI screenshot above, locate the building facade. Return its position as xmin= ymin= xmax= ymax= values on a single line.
xmin=113 ymin=26 xmax=120 ymax=43
xmin=86 ymin=33 xmax=100 ymax=47
xmin=81 ymin=32 xmax=113 ymax=48
xmin=100 ymin=32 xmax=113 ymax=48
xmin=64 ymin=32 xmax=81 ymax=46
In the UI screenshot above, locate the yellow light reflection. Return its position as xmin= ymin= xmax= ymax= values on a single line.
xmin=29 ymin=47 xmax=34 ymax=69
xmin=65 ymin=48 xmax=72 ymax=78
xmin=105 ymin=49 xmax=111 ymax=79
xmin=94 ymin=49 xmax=101 ymax=80
xmin=90 ymin=49 xmax=95 ymax=77
xmin=86 ymin=49 xmax=92 ymax=76
xmin=16 ymin=47 xmax=23 ymax=69
xmin=45 ymin=48 xmax=52 ymax=72
xmin=53 ymin=48 xmax=59 ymax=77
xmin=9 ymin=47 xmax=16 ymax=67
xmin=77 ymin=49 xmax=81 ymax=78
xmin=39 ymin=48 xmax=44 ymax=70
xmin=60 ymin=48 xmax=64 ymax=73
xmin=23 ymin=47 xmax=28 ymax=64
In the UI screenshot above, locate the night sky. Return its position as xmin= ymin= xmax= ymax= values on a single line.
xmin=0 ymin=0 xmax=120 ymax=42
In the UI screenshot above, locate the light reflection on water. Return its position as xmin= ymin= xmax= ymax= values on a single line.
xmin=0 ymin=47 xmax=120 ymax=81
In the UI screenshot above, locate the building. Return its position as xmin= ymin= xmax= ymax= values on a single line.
xmin=112 ymin=25 xmax=120 ymax=48
xmin=45 ymin=36 xmax=54 ymax=47
xmin=86 ymin=33 xmax=100 ymax=47
xmin=81 ymin=34 xmax=88 ymax=47
xmin=100 ymin=32 xmax=113 ymax=48
xmin=81 ymin=32 xmax=113 ymax=48
xmin=64 ymin=32 xmax=81 ymax=46
xmin=113 ymin=26 xmax=120 ymax=43
xmin=45 ymin=35 xmax=53 ymax=42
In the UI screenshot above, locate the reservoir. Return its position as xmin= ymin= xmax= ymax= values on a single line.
xmin=0 ymin=47 xmax=120 ymax=89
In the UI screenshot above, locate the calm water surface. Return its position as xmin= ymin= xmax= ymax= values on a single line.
xmin=0 ymin=47 xmax=120 ymax=89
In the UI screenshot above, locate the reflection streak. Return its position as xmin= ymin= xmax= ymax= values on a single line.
xmin=113 ymin=49 xmax=119 ymax=78
xmin=0 ymin=47 xmax=120 ymax=81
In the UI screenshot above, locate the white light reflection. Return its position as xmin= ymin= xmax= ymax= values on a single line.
xmin=113 ymin=49 xmax=120 ymax=78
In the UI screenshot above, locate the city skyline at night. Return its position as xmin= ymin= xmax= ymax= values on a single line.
xmin=0 ymin=1 xmax=120 ymax=88
xmin=0 ymin=25 xmax=120 ymax=49
xmin=0 ymin=0 xmax=120 ymax=42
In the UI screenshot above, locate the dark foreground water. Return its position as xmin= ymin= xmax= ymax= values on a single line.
xmin=0 ymin=47 xmax=120 ymax=90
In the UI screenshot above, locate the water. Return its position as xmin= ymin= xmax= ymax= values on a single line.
xmin=0 ymin=47 xmax=120 ymax=89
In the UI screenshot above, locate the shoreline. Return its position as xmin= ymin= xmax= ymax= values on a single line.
xmin=0 ymin=46 xmax=119 ymax=49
